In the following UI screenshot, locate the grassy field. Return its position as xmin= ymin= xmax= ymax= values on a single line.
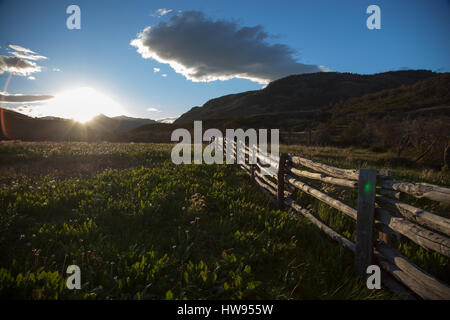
xmin=2 ymin=140 xmax=444 ymax=300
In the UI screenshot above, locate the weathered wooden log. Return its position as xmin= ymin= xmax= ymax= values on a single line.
xmin=287 ymin=165 xmax=358 ymax=188
xmin=240 ymin=162 xmax=251 ymax=172
xmin=254 ymin=175 xmax=277 ymax=197
xmin=377 ymin=196 xmax=450 ymax=237
xmin=285 ymin=174 xmax=357 ymax=220
xmin=243 ymin=144 xmax=280 ymax=165
xmin=289 ymin=155 xmax=360 ymax=181
xmin=378 ymin=269 xmax=417 ymax=300
xmin=255 ymin=170 xmax=278 ymax=190
xmin=374 ymin=243 xmax=450 ymax=300
xmin=253 ymin=177 xmax=280 ymax=207
xmin=376 ymin=255 xmax=441 ymax=300
xmin=284 ymin=197 xmax=356 ymax=252
xmin=379 ymin=179 xmax=450 ymax=204
xmin=377 ymin=188 xmax=401 ymax=200
xmin=375 ymin=208 xmax=450 ymax=257
xmin=256 ymin=161 xmax=278 ymax=178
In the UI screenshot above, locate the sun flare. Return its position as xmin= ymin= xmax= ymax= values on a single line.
xmin=35 ymin=87 xmax=125 ymax=123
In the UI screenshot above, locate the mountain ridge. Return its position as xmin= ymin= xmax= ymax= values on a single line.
xmin=175 ymin=70 xmax=439 ymax=123
xmin=0 ymin=110 xmax=156 ymax=141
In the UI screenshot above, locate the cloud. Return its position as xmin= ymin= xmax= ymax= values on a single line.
xmin=131 ymin=11 xmax=328 ymax=84
xmin=152 ymin=8 xmax=173 ymax=17
xmin=0 ymin=92 xmax=53 ymax=103
xmin=157 ymin=117 xmax=178 ymax=123
xmin=161 ymin=74 xmax=167 ymax=77
xmin=0 ymin=56 xmax=41 ymax=76
xmin=27 ymin=76 xmax=36 ymax=80
xmin=147 ymin=107 xmax=160 ymax=112
xmin=53 ymin=68 xmax=61 ymax=72
xmin=153 ymin=67 xmax=160 ymax=72
xmin=8 ymin=44 xmax=36 ymax=54
xmin=11 ymin=51 xmax=48 ymax=61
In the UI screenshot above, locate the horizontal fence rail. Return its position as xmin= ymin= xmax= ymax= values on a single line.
xmin=216 ymin=137 xmax=450 ymax=300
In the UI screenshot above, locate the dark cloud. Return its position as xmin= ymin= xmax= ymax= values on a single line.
xmin=0 ymin=93 xmax=53 ymax=103
xmin=131 ymin=11 xmax=328 ymax=84
xmin=0 ymin=56 xmax=41 ymax=76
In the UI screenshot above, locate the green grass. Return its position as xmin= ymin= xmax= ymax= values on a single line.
xmin=0 ymin=141 xmax=395 ymax=300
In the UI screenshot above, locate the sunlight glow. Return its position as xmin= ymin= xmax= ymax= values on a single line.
xmin=33 ymin=87 xmax=125 ymax=123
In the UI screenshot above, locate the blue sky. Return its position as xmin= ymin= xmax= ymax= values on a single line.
xmin=0 ymin=0 xmax=449 ymax=121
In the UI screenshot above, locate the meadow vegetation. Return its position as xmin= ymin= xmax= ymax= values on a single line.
xmin=0 ymin=141 xmax=399 ymax=299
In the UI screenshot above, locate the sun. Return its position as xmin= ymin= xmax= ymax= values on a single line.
xmin=39 ymin=87 xmax=125 ymax=123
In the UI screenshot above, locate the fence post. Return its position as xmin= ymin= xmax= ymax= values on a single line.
xmin=277 ymin=154 xmax=288 ymax=209
xmin=377 ymin=169 xmax=393 ymax=245
xmin=355 ymin=168 xmax=377 ymax=277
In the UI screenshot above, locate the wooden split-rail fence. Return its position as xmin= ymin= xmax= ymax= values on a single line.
xmin=215 ymin=137 xmax=450 ymax=300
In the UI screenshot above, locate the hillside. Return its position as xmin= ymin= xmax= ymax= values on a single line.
xmin=327 ymin=73 xmax=450 ymax=125
xmin=175 ymin=70 xmax=438 ymax=123
xmin=118 ymin=71 xmax=450 ymax=151
xmin=0 ymin=110 xmax=156 ymax=141
xmin=2 ymin=70 xmax=448 ymax=148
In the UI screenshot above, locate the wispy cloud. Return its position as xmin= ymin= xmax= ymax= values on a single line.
xmin=153 ymin=67 xmax=160 ymax=72
xmin=161 ymin=74 xmax=167 ymax=77
xmin=11 ymin=51 xmax=47 ymax=61
xmin=147 ymin=107 xmax=160 ymax=112
xmin=52 ymin=68 xmax=61 ymax=72
xmin=27 ymin=76 xmax=36 ymax=80
xmin=8 ymin=44 xmax=36 ymax=54
xmin=131 ymin=11 xmax=328 ymax=85
xmin=152 ymin=8 xmax=173 ymax=17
